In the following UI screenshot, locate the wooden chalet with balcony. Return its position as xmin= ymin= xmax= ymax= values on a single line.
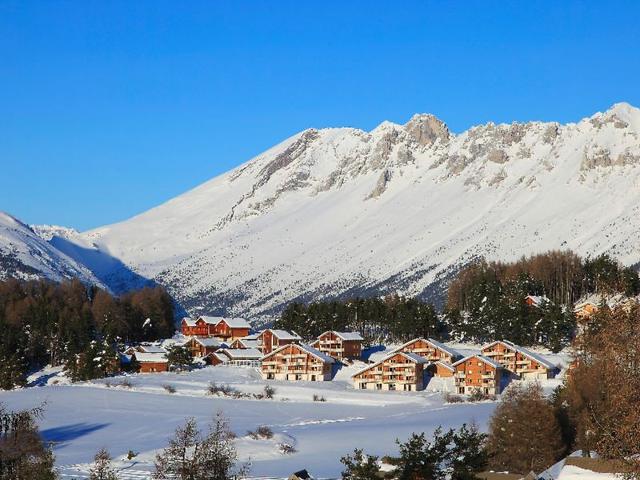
xmin=261 ymin=343 xmax=335 ymax=381
xmin=481 ymin=340 xmax=556 ymax=380
xmin=184 ymin=336 xmax=223 ymax=358
xmin=229 ymin=334 xmax=260 ymax=350
xmin=256 ymin=329 xmax=302 ymax=355
xmin=352 ymin=351 xmax=427 ymax=392
xmin=181 ymin=316 xmax=251 ymax=341
xmin=452 ymin=355 xmax=503 ymax=395
xmin=391 ymin=337 xmax=462 ymax=366
xmin=310 ymin=331 xmax=364 ymax=361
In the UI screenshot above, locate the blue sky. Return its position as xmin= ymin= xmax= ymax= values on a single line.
xmin=2 ymin=1 xmax=639 ymax=231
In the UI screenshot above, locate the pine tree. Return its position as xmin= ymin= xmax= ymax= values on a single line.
xmin=89 ymin=448 xmax=118 ymax=480
xmin=340 ymin=448 xmax=381 ymax=479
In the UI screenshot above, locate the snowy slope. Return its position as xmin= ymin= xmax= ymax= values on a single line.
xmin=41 ymin=103 xmax=640 ymax=319
xmin=0 ymin=212 xmax=104 ymax=287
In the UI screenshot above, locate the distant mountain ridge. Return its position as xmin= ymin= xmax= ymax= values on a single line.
xmin=3 ymin=103 xmax=640 ymax=321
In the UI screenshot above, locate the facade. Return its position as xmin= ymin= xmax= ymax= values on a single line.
xmin=524 ymin=295 xmax=549 ymax=308
xmin=392 ymin=337 xmax=462 ymax=365
xmin=261 ymin=343 xmax=334 ymax=381
xmin=181 ymin=316 xmax=250 ymax=340
xmin=229 ymin=335 xmax=260 ymax=350
xmin=133 ymin=352 xmax=169 ymax=373
xmin=452 ymin=355 xmax=502 ymax=395
xmin=184 ymin=337 xmax=222 ymax=358
xmin=428 ymin=360 xmax=455 ymax=378
xmin=257 ymin=329 xmax=302 ymax=355
xmin=311 ymin=331 xmax=363 ymax=361
xmin=352 ymin=352 xmax=427 ymax=392
xmin=217 ymin=348 xmax=262 ymax=367
xmin=481 ymin=340 xmax=555 ymax=380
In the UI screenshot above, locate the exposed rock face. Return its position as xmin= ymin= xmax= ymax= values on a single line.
xmin=19 ymin=103 xmax=640 ymax=321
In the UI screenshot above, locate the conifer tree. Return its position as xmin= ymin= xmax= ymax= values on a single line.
xmin=89 ymin=448 xmax=118 ymax=480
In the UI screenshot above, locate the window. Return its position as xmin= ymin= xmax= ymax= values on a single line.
xmin=389 ymin=384 xmax=396 ymax=391
xmin=404 ymin=384 xmax=412 ymax=391
xmin=360 ymin=383 xmax=367 ymax=389
xmin=376 ymin=384 xmax=383 ymax=390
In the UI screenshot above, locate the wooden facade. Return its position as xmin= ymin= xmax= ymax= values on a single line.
xmin=257 ymin=329 xmax=301 ymax=355
xmin=452 ymin=355 xmax=502 ymax=395
xmin=181 ymin=316 xmax=250 ymax=340
xmin=184 ymin=337 xmax=221 ymax=358
xmin=261 ymin=343 xmax=334 ymax=381
xmin=481 ymin=340 xmax=555 ymax=380
xmin=393 ymin=337 xmax=461 ymax=365
xmin=312 ymin=331 xmax=363 ymax=361
xmin=133 ymin=352 xmax=169 ymax=373
xmin=352 ymin=352 xmax=427 ymax=391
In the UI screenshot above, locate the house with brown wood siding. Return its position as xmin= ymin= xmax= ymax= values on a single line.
xmin=132 ymin=352 xmax=169 ymax=373
xmin=352 ymin=351 xmax=427 ymax=391
xmin=392 ymin=337 xmax=462 ymax=365
xmin=452 ymin=355 xmax=502 ymax=395
xmin=256 ymin=329 xmax=302 ymax=355
xmin=310 ymin=331 xmax=363 ymax=361
xmin=261 ymin=343 xmax=334 ymax=381
xmin=481 ymin=340 xmax=555 ymax=380
xmin=181 ymin=316 xmax=250 ymax=341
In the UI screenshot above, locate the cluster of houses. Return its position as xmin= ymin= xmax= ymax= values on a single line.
xmin=118 ymin=312 xmax=558 ymax=396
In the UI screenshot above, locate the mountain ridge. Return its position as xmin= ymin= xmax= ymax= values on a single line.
xmin=4 ymin=103 xmax=640 ymax=321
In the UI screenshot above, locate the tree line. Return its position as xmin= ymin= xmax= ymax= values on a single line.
xmin=0 ymin=278 xmax=175 ymax=389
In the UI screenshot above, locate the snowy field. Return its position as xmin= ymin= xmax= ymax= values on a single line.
xmin=0 ymin=347 xmax=571 ymax=479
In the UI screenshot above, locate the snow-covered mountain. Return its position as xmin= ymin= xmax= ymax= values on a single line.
xmin=14 ymin=103 xmax=640 ymax=320
xmin=0 ymin=212 xmax=104 ymax=287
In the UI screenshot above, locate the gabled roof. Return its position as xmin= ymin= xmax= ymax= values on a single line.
xmin=197 ymin=315 xmax=224 ymax=325
xmin=318 ymin=331 xmax=364 ymax=341
xmin=234 ymin=338 xmax=260 ymax=349
xmin=392 ymin=337 xmax=462 ymax=359
xmin=182 ymin=317 xmax=197 ymax=327
xmin=434 ymin=360 xmax=455 ymax=371
xmin=261 ymin=329 xmax=302 ymax=341
xmin=138 ymin=345 xmax=166 ymax=354
xmin=481 ymin=340 xmax=555 ymax=370
xmin=191 ymin=337 xmax=222 ymax=348
xmin=452 ymin=354 xmax=502 ymax=370
xmin=525 ymin=294 xmax=550 ymax=306
xmin=353 ymin=350 xmax=427 ymax=377
xmin=134 ymin=352 xmax=168 ymax=363
xmin=219 ymin=348 xmax=262 ymax=360
xmin=263 ymin=342 xmax=335 ymax=364
xmin=221 ymin=317 xmax=251 ymax=329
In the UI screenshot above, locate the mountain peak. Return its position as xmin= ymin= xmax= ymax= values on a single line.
xmin=403 ymin=113 xmax=450 ymax=146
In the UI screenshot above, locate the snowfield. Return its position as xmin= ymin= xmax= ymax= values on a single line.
xmin=1 ymin=346 xmax=571 ymax=479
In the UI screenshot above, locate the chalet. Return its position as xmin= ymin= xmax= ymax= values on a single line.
xmin=184 ymin=337 xmax=223 ymax=358
xmin=229 ymin=334 xmax=260 ymax=350
xmin=261 ymin=343 xmax=334 ymax=381
xmin=481 ymin=340 xmax=556 ymax=380
xmin=352 ymin=351 xmax=427 ymax=392
xmin=181 ymin=316 xmax=251 ymax=340
xmin=525 ymin=295 xmax=550 ymax=308
xmin=204 ymin=352 xmax=227 ymax=366
xmin=452 ymin=355 xmax=503 ymax=395
xmin=392 ymin=337 xmax=462 ymax=365
xmin=310 ymin=331 xmax=364 ymax=361
xmin=217 ymin=348 xmax=262 ymax=367
xmin=427 ymin=360 xmax=455 ymax=378
xmin=132 ymin=352 xmax=169 ymax=373
xmin=257 ymin=329 xmax=302 ymax=355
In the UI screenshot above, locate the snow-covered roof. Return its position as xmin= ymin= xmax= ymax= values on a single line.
xmin=392 ymin=337 xmax=461 ymax=359
xmin=264 ymin=329 xmax=302 ymax=341
xmin=481 ymin=340 xmax=555 ymax=370
xmin=197 ymin=315 xmax=224 ymax=325
xmin=434 ymin=361 xmax=455 ymax=371
xmin=193 ymin=337 xmax=222 ymax=347
xmin=573 ymin=293 xmax=628 ymax=311
xmin=525 ymin=295 xmax=550 ymax=306
xmin=182 ymin=317 xmax=197 ymax=327
xmin=134 ymin=352 xmax=168 ymax=363
xmin=263 ymin=343 xmax=334 ymax=364
xmin=353 ymin=350 xmax=428 ymax=377
xmin=138 ymin=345 xmax=166 ymax=354
xmin=318 ymin=331 xmax=364 ymax=341
xmin=452 ymin=354 xmax=502 ymax=370
xmin=219 ymin=348 xmax=262 ymax=360
xmin=222 ymin=317 xmax=251 ymax=329
xmin=235 ymin=338 xmax=260 ymax=349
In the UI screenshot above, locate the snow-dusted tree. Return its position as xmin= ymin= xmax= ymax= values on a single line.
xmin=340 ymin=448 xmax=380 ymax=479
xmin=88 ymin=448 xmax=117 ymax=480
xmin=153 ymin=412 xmax=248 ymax=480
xmin=166 ymin=345 xmax=193 ymax=372
xmin=0 ymin=403 xmax=57 ymax=480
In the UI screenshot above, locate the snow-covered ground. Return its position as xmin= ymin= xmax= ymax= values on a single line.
xmin=1 ymin=344 xmax=571 ymax=479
